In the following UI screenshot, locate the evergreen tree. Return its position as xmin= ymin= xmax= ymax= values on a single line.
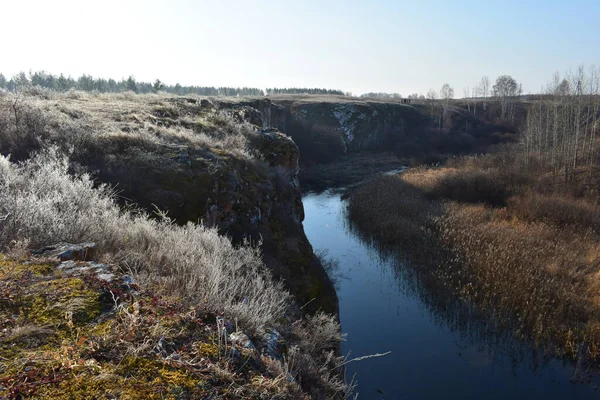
xmin=153 ymin=79 xmax=164 ymax=93
xmin=57 ymin=74 xmax=69 ymax=91
xmin=107 ymin=78 xmax=118 ymax=92
xmin=126 ymin=75 xmax=138 ymax=93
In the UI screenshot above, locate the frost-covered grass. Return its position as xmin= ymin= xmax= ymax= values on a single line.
xmin=0 ymin=89 xmax=256 ymax=162
xmin=0 ymin=149 xmax=350 ymax=398
xmin=0 ymin=149 xmax=287 ymax=332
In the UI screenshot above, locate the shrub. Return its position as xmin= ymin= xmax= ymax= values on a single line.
xmin=432 ymin=169 xmax=510 ymax=206
xmin=0 ymin=149 xmax=287 ymax=333
xmin=508 ymin=192 xmax=600 ymax=232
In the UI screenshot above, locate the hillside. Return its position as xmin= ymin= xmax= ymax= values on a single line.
xmin=0 ymin=89 xmax=346 ymax=399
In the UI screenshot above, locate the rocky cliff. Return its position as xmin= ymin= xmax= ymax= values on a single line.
xmin=215 ymin=95 xmax=518 ymax=166
xmin=94 ymin=100 xmax=338 ymax=315
xmin=211 ymin=96 xmax=519 ymax=192
xmin=0 ymin=92 xmax=338 ymax=316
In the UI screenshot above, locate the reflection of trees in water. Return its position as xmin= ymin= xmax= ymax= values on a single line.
xmin=341 ymin=202 xmax=600 ymax=384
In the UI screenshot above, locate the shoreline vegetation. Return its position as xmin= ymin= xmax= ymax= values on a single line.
xmin=348 ymin=150 xmax=600 ymax=363
xmin=347 ymin=67 xmax=600 ymax=365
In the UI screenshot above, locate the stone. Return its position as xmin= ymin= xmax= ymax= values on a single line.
xmin=229 ymin=331 xmax=256 ymax=350
xmin=57 ymin=260 xmax=114 ymax=281
xmin=31 ymin=242 xmax=97 ymax=262
xmin=260 ymin=328 xmax=287 ymax=360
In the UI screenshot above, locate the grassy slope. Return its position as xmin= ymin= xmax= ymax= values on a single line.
xmin=0 ymin=255 xmax=306 ymax=399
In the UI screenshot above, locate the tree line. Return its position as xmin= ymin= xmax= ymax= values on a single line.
xmin=265 ymin=87 xmax=345 ymax=95
xmin=0 ymin=71 xmax=346 ymax=97
xmin=0 ymin=71 xmax=266 ymax=96
xmin=522 ymin=66 xmax=600 ymax=181
xmin=425 ymin=67 xmax=600 ymax=182
xmin=360 ymin=92 xmax=403 ymax=99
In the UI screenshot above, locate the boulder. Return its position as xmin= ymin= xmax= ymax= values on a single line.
xmin=260 ymin=328 xmax=287 ymax=360
xmin=30 ymin=242 xmax=97 ymax=261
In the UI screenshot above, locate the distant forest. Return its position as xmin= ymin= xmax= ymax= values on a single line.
xmin=0 ymin=71 xmax=346 ymax=97
xmin=361 ymin=92 xmax=425 ymax=99
xmin=265 ymin=88 xmax=345 ymax=95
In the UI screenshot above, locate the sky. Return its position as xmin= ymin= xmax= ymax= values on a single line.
xmin=1 ymin=0 xmax=599 ymax=96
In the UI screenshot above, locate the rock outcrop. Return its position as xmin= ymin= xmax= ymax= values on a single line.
xmin=214 ymin=97 xmax=519 ymax=168
xmin=84 ymin=100 xmax=337 ymax=315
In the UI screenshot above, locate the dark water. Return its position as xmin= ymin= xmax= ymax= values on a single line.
xmin=302 ymin=190 xmax=600 ymax=400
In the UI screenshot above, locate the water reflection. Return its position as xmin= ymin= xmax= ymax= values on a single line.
xmin=302 ymin=190 xmax=600 ymax=399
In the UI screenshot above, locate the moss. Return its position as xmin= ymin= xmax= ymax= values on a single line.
xmin=0 ymin=258 xmax=54 ymax=279
xmin=33 ymin=357 xmax=207 ymax=400
xmin=195 ymin=341 xmax=219 ymax=358
xmin=22 ymin=277 xmax=106 ymax=328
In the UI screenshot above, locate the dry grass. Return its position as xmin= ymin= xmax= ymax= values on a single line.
xmin=0 ymin=148 xmax=287 ymax=333
xmin=0 ymin=90 xmax=257 ymax=163
xmin=348 ymin=149 xmax=600 ymax=361
xmin=0 ymin=148 xmax=350 ymax=398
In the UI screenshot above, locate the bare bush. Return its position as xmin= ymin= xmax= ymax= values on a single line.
xmin=0 ymin=149 xmax=287 ymax=333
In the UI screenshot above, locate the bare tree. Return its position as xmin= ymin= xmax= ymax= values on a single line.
xmin=426 ymin=89 xmax=437 ymax=115
xmin=522 ymin=66 xmax=600 ymax=183
xmin=440 ymin=84 xmax=454 ymax=132
xmin=440 ymin=84 xmax=454 ymax=106
xmin=493 ymin=75 xmax=519 ymax=120
xmin=478 ymin=76 xmax=490 ymax=111
xmin=463 ymin=87 xmax=471 ymax=113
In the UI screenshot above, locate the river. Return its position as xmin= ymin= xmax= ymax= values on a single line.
xmin=302 ymin=189 xmax=600 ymax=400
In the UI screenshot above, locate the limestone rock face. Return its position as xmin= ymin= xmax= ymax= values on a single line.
xmin=267 ymin=100 xmax=427 ymax=163
xmin=90 ymin=105 xmax=337 ymax=315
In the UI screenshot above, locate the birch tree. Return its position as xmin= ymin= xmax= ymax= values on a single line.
xmin=522 ymin=66 xmax=600 ymax=182
xmin=493 ymin=75 xmax=519 ymax=120
xmin=440 ymin=84 xmax=454 ymax=133
xmin=478 ymin=76 xmax=490 ymax=111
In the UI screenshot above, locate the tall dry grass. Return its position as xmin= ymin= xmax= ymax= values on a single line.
xmin=0 ymin=148 xmax=349 ymax=397
xmin=348 ymin=150 xmax=600 ymax=360
xmin=0 ymin=148 xmax=287 ymax=332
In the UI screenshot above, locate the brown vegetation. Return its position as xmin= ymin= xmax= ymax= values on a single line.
xmin=348 ymin=147 xmax=600 ymax=361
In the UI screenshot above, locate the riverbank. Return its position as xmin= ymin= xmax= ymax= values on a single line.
xmin=304 ymin=189 xmax=600 ymax=399
xmin=347 ymin=150 xmax=600 ymax=362
xmin=299 ymin=152 xmax=408 ymax=193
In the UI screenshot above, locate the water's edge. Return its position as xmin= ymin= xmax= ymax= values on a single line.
xmin=302 ymin=190 xmax=600 ymax=400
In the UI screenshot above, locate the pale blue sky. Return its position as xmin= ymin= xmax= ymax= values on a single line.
xmin=1 ymin=0 xmax=598 ymax=95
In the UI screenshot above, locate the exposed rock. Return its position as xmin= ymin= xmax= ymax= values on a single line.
xmin=93 ymin=117 xmax=338 ymax=315
xmin=30 ymin=242 xmax=97 ymax=261
xmin=58 ymin=260 xmax=114 ymax=282
xmin=229 ymin=331 xmax=256 ymax=350
xmin=260 ymin=328 xmax=287 ymax=360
